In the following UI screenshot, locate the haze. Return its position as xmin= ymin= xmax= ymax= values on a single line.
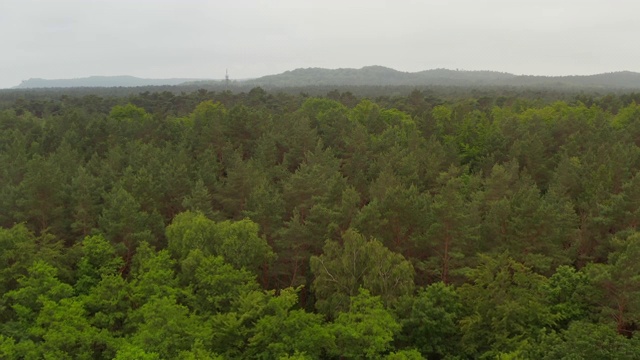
xmin=2 ymin=0 xmax=639 ymax=89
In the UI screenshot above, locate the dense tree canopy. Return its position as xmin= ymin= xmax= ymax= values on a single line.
xmin=2 ymin=86 xmax=640 ymax=358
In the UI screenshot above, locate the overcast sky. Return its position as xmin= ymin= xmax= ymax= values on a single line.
xmin=1 ymin=0 xmax=639 ymax=88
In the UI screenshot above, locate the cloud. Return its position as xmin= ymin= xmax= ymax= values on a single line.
xmin=1 ymin=0 xmax=639 ymax=88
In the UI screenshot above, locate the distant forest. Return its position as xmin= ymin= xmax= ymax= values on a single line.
xmin=12 ymin=66 xmax=640 ymax=90
xmin=2 ymin=85 xmax=640 ymax=359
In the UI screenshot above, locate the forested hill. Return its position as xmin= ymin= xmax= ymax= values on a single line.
xmin=243 ymin=66 xmax=640 ymax=89
xmin=14 ymin=75 xmax=210 ymax=89
xmin=15 ymin=67 xmax=640 ymax=90
xmin=246 ymin=66 xmax=516 ymax=87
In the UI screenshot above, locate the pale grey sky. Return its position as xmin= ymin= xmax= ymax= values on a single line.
xmin=1 ymin=0 xmax=639 ymax=88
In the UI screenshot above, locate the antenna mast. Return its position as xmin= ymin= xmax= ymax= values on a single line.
xmin=225 ymin=69 xmax=229 ymax=89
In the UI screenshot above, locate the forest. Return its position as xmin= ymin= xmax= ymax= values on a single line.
xmin=2 ymin=86 xmax=640 ymax=359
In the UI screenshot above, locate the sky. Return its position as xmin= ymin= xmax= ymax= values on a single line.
xmin=1 ymin=0 xmax=639 ymax=88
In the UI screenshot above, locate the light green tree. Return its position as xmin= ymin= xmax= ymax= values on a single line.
xmin=178 ymin=249 xmax=258 ymax=314
xmin=330 ymin=289 xmax=401 ymax=359
xmin=74 ymin=234 xmax=123 ymax=294
xmin=310 ymin=229 xmax=414 ymax=316
xmin=166 ymin=211 xmax=274 ymax=273
xmin=528 ymin=321 xmax=640 ymax=360
xmin=246 ymin=287 xmax=334 ymax=359
xmin=458 ymin=253 xmax=555 ymax=358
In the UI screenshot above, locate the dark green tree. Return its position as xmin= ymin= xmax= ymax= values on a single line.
xmin=399 ymin=282 xmax=464 ymax=359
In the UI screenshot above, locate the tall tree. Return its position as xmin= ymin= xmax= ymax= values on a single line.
xmin=166 ymin=211 xmax=274 ymax=274
xmin=586 ymin=232 xmax=640 ymax=336
xmin=422 ymin=166 xmax=480 ymax=284
xmin=69 ymin=166 xmax=103 ymax=238
xmin=246 ymin=287 xmax=334 ymax=359
xmin=15 ymin=154 xmax=68 ymax=235
xmin=98 ymin=185 xmax=156 ymax=272
xmin=329 ymin=289 xmax=401 ymax=359
xmin=182 ymin=178 xmax=218 ymax=220
xmin=458 ymin=253 xmax=555 ymax=358
xmin=310 ymin=229 xmax=414 ymax=317
xmin=398 ymin=282 xmax=464 ymax=359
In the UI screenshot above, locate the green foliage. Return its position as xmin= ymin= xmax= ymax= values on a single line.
xmin=310 ymin=229 xmax=414 ymax=316
xmin=544 ymin=265 xmax=593 ymax=327
xmin=247 ymin=287 xmax=334 ymax=359
xmin=0 ymin=224 xmax=63 ymax=296
xmin=384 ymin=349 xmax=424 ymax=360
xmin=207 ymin=290 xmax=271 ymax=357
xmin=214 ymin=219 xmax=275 ymax=272
xmin=300 ymin=97 xmax=346 ymax=122
xmin=81 ymin=273 xmax=131 ymax=334
xmin=4 ymin=260 xmax=74 ymax=326
xmin=529 ymin=321 xmax=640 ymax=359
xmin=349 ymin=100 xmax=385 ymax=135
xmin=15 ymin=154 xmax=69 ymax=235
xmin=113 ymin=343 xmax=160 ymax=360
xmin=355 ymin=167 xmax=428 ymax=256
xmin=31 ymin=297 xmax=103 ymax=359
xmin=69 ymin=166 xmax=103 ymax=237
xmin=182 ymin=179 xmax=217 ymax=219
xmin=0 ymin=335 xmax=17 ymax=359
xmin=4 ymin=87 xmax=640 ymax=358
xmin=1 ymin=261 xmax=90 ymax=358
xmin=586 ymin=232 xmax=640 ymax=335
xmin=399 ymin=282 xmax=464 ymax=358
xmin=179 ymin=249 xmax=259 ymax=314
xmin=109 ymin=103 xmax=149 ymax=122
xmin=75 ymin=234 xmax=123 ymax=294
xmin=98 ymin=184 xmax=155 ymax=256
xmin=458 ymin=253 xmax=555 ymax=358
xmin=128 ymin=296 xmax=207 ymax=359
xmin=612 ymin=101 xmax=640 ymax=129
xmin=166 ymin=211 xmax=274 ymax=273
xmin=330 ymin=288 xmax=401 ymax=359
xmin=423 ymin=166 xmax=480 ymax=284
xmin=130 ymin=242 xmax=178 ymax=302
xmin=166 ymin=211 xmax=217 ymax=260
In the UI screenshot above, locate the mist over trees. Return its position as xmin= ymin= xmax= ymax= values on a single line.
xmin=14 ymin=76 xmax=205 ymax=89
xmin=11 ymin=66 xmax=640 ymax=91
xmin=2 ymin=85 xmax=640 ymax=358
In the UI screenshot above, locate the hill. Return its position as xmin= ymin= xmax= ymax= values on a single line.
xmin=217 ymin=66 xmax=517 ymax=87
xmin=239 ymin=66 xmax=640 ymax=89
xmin=13 ymin=67 xmax=640 ymax=90
xmin=14 ymin=75 xmax=210 ymax=89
